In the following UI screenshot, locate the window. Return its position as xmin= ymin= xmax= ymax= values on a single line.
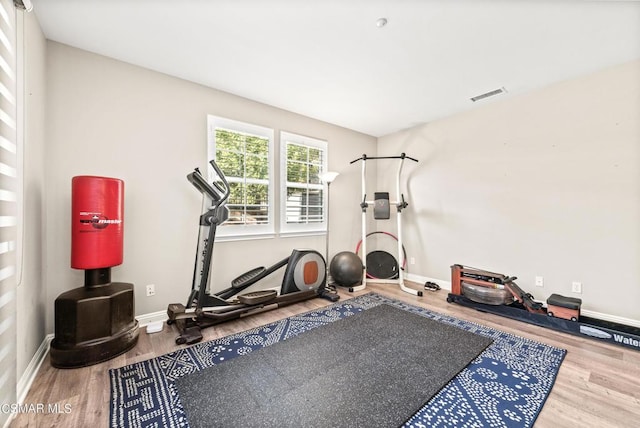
xmin=207 ymin=118 xmax=329 ymax=239
xmin=208 ymin=115 xmax=274 ymax=238
xmin=280 ymin=132 xmax=327 ymax=235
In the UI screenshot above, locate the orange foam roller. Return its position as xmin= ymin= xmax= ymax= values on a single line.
xmin=71 ymin=176 xmax=124 ymax=269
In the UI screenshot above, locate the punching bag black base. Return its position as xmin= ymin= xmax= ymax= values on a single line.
xmin=50 ymin=268 xmax=139 ymax=369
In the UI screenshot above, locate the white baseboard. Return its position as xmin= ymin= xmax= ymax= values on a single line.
xmin=17 ymin=334 xmax=53 ymax=404
xmin=405 ymin=273 xmax=451 ymax=290
xmin=136 ymin=310 xmax=167 ymax=327
xmin=580 ymin=309 xmax=640 ymax=329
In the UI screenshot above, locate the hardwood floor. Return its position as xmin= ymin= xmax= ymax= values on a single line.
xmin=11 ymin=282 xmax=640 ymax=427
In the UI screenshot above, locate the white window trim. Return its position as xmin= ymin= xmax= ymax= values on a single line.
xmin=279 ymin=131 xmax=328 ymax=236
xmin=207 ymin=115 xmax=275 ymax=239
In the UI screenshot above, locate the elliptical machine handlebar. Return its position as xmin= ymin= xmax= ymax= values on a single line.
xmin=209 ymin=159 xmax=231 ymax=202
xmin=187 ymin=159 xmax=231 ymax=207
xmin=350 ymin=153 xmax=419 ymax=164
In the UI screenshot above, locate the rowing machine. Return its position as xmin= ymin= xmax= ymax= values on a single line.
xmin=447 ymin=264 xmax=640 ymax=352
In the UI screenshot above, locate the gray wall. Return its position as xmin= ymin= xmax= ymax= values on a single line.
xmin=44 ymin=42 xmax=376 ymax=333
xmin=16 ymin=11 xmax=47 ymax=384
xmin=379 ymin=60 xmax=640 ymax=321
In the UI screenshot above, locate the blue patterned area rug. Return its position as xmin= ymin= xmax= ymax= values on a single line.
xmin=109 ymin=293 xmax=566 ymax=428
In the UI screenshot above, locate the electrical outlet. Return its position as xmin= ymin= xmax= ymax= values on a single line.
xmin=571 ymin=281 xmax=582 ymax=294
xmin=535 ymin=276 xmax=544 ymax=287
xmin=410 ymin=257 xmax=416 ymax=265
xmin=146 ymin=284 xmax=156 ymax=297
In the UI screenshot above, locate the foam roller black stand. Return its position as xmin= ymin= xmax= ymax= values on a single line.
xmin=50 ymin=268 xmax=139 ymax=368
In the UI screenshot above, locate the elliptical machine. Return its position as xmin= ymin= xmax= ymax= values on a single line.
xmin=167 ymin=159 xmax=338 ymax=345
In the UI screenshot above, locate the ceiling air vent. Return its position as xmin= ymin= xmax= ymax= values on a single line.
xmin=470 ymin=87 xmax=506 ymax=102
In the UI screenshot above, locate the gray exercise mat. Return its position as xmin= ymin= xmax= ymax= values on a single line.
xmin=175 ymin=303 xmax=493 ymax=427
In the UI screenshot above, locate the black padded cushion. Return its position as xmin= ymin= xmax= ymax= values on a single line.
xmin=547 ymin=293 xmax=582 ymax=310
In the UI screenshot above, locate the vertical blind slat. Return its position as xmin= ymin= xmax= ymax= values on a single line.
xmin=0 ymin=0 xmax=17 ymax=422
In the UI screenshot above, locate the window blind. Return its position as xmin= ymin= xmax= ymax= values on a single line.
xmin=0 ymin=0 xmax=17 ymax=422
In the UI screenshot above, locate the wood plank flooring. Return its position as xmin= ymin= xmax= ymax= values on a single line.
xmin=11 ymin=282 xmax=640 ymax=427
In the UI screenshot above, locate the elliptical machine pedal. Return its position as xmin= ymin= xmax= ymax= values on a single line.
xmin=237 ymin=290 xmax=277 ymax=305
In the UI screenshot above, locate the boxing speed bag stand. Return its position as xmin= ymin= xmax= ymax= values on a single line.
xmin=50 ymin=176 xmax=139 ymax=368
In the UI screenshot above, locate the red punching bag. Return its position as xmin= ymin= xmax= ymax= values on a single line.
xmin=71 ymin=176 xmax=124 ymax=270
xmin=51 ymin=175 xmax=138 ymax=369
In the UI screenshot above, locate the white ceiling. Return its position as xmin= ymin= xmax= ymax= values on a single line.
xmin=31 ymin=0 xmax=640 ymax=137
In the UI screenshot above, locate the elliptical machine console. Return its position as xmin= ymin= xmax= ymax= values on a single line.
xmin=167 ymin=160 xmax=338 ymax=345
